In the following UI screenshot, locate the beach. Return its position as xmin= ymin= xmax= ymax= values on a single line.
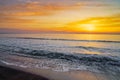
xmin=0 ymin=64 xmax=105 ymax=80
xmin=0 ymin=60 xmax=120 ymax=80
xmin=0 ymin=0 xmax=120 ymax=79
xmin=0 ymin=65 xmax=49 ymax=80
xmin=0 ymin=52 xmax=120 ymax=80
xmin=0 ymin=34 xmax=120 ymax=80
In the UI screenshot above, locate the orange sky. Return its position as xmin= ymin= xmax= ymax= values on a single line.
xmin=0 ymin=0 xmax=120 ymax=33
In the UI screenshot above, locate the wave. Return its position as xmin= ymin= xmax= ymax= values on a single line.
xmin=0 ymin=44 xmax=120 ymax=73
xmin=15 ymin=50 xmax=120 ymax=67
xmin=0 ymin=44 xmax=120 ymax=66
xmin=13 ymin=37 xmax=120 ymax=43
xmin=75 ymin=46 xmax=120 ymax=53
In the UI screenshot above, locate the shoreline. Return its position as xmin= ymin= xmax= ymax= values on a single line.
xmin=0 ymin=52 xmax=120 ymax=80
xmin=0 ymin=60 xmax=120 ymax=80
xmin=0 ymin=62 xmax=108 ymax=80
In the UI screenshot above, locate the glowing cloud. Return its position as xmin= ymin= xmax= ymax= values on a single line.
xmin=63 ymin=14 xmax=120 ymax=33
xmin=0 ymin=0 xmax=120 ymax=33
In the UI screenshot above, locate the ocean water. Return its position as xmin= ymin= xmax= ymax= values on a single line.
xmin=0 ymin=34 xmax=120 ymax=74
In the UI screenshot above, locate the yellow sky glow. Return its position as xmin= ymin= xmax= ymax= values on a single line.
xmin=0 ymin=1 xmax=120 ymax=33
xmin=81 ymin=24 xmax=96 ymax=31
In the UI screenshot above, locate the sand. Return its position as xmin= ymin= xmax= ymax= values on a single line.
xmin=0 ymin=52 xmax=120 ymax=80
xmin=0 ymin=61 xmax=120 ymax=80
xmin=0 ymin=65 xmax=49 ymax=80
xmin=0 ymin=63 xmax=112 ymax=80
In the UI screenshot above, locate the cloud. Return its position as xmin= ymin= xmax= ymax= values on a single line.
xmin=0 ymin=1 xmax=111 ymax=17
xmin=0 ymin=1 xmax=118 ymax=33
xmin=61 ymin=14 xmax=120 ymax=33
xmin=66 ymin=14 xmax=120 ymax=27
xmin=0 ymin=15 xmax=35 ymax=23
xmin=0 ymin=14 xmax=38 ymax=29
xmin=0 ymin=1 xmax=82 ymax=17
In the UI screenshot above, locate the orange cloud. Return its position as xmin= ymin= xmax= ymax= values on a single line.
xmin=0 ymin=16 xmax=35 ymax=23
xmin=62 ymin=14 xmax=120 ymax=33
xmin=0 ymin=1 xmax=119 ymax=33
xmin=0 ymin=2 xmax=82 ymax=16
xmin=0 ymin=1 xmax=83 ymax=30
xmin=0 ymin=14 xmax=38 ymax=30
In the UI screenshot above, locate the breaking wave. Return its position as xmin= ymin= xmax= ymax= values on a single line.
xmin=75 ymin=46 xmax=120 ymax=53
xmin=0 ymin=44 xmax=120 ymax=73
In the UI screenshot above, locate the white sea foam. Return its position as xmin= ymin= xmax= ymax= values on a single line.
xmin=0 ymin=36 xmax=120 ymax=74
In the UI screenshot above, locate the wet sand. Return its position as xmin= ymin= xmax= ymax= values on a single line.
xmin=0 ymin=62 xmax=120 ymax=80
xmin=0 ymin=65 xmax=49 ymax=80
xmin=0 ymin=52 xmax=120 ymax=80
xmin=0 ymin=65 xmax=101 ymax=80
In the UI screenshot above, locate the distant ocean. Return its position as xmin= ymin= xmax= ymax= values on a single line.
xmin=0 ymin=34 xmax=120 ymax=74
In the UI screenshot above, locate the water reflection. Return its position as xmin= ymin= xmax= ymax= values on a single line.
xmin=0 ymin=34 xmax=120 ymax=41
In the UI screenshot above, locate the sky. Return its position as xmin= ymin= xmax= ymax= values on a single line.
xmin=0 ymin=0 xmax=120 ymax=33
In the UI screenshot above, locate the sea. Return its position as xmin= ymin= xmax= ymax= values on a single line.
xmin=0 ymin=33 xmax=120 ymax=74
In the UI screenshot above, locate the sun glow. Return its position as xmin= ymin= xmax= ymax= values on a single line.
xmin=0 ymin=0 xmax=120 ymax=34
xmin=81 ymin=24 xmax=95 ymax=31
